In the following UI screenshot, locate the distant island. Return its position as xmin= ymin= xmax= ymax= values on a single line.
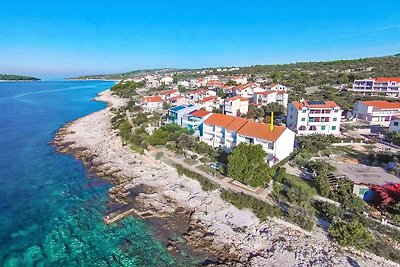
xmin=0 ymin=74 xmax=40 ymax=81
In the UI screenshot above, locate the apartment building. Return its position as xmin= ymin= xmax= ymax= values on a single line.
xmin=223 ymin=96 xmax=249 ymax=116
xmin=201 ymin=114 xmax=295 ymax=166
xmin=351 ymin=77 xmax=400 ymax=97
xmin=286 ymin=100 xmax=342 ymax=135
xmin=352 ymin=101 xmax=400 ymax=126
xmin=167 ymin=105 xmax=199 ymax=124
xmin=198 ymin=96 xmax=220 ymax=112
xmin=252 ymin=91 xmax=288 ymax=108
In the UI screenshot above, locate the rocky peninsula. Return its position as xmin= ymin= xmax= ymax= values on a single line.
xmin=52 ymin=90 xmax=399 ymax=267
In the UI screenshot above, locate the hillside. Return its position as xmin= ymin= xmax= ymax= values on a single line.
xmin=70 ymin=68 xmax=179 ymax=80
xmin=0 ymin=74 xmax=40 ymax=81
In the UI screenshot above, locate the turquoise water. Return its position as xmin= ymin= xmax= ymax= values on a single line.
xmin=0 ymin=81 xmax=179 ymax=266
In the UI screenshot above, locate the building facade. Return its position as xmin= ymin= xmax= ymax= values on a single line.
xmin=389 ymin=116 xmax=400 ymax=132
xmin=223 ymin=96 xmax=249 ymax=116
xmin=286 ymin=100 xmax=342 ymax=135
xmin=252 ymin=91 xmax=288 ymax=108
xmin=201 ymin=113 xmax=295 ymax=166
xmin=351 ymin=77 xmax=400 ymax=97
xmin=352 ymin=101 xmax=400 ymax=126
xmin=142 ymin=96 xmax=163 ymax=111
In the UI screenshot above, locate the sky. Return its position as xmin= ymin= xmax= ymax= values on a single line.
xmin=1 ymin=0 xmax=400 ymax=79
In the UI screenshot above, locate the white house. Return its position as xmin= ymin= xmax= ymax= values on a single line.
xmin=286 ymin=100 xmax=342 ymax=135
xmin=223 ymin=96 xmax=249 ymax=116
xmin=268 ymin=84 xmax=288 ymax=92
xmin=352 ymin=101 xmax=400 ymax=126
xmin=351 ymin=77 xmax=400 ymax=97
xmin=146 ymin=79 xmax=160 ymax=88
xmin=204 ymin=75 xmax=219 ymax=82
xmin=201 ymin=114 xmax=295 ymax=166
xmin=186 ymin=88 xmax=216 ymax=102
xmin=231 ymin=76 xmax=248 ymax=85
xmin=234 ymin=83 xmax=264 ymax=98
xmin=177 ymin=80 xmax=190 ymax=88
xmin=157 ymin=89 xmax=179 ymax=100
xmin=252 ymin=91 xmax=288 ymax=108
xmin=167 ymin=95 xmax=188 ymax=106
xmin=160 ymin=76 xmax=174 ymax=85
xmin=389 ymin=116 xmax=400 ymax=132
xmin=142 ymin=96 xmax=163 ymax=111
xmin=198 ymin=96 xmax=220 ymax=112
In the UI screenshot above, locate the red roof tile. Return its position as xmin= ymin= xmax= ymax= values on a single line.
xmin=374 ymin=77 xmax=400 ymax=83
xmin=237 ymin=121 xmax=286 ymax=142
xmin=360 ymin=101 xmax=400 ymax=109
xmin=144 ymin=96 xmax=163 ymax=102
xmin=225 ymin=117 xmax=248 ymax=132
xmin=204 ymin=114 xmax=236 ymax=128
xmin=159 ymin=89 xmax=177 ymax=95
xmin=190 ymin=110 xmax=210 ymax=118
xmin=199 ymin=96 xmax=216 ymax=103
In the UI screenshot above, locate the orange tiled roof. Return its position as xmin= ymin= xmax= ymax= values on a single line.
xmin=159 ymin=89 xmax=177 ymax=95
xmin=187 ymin=88 xmax=208 ymax=95
xmin=374 ymin=77 xmax=400 ymax=83
xmin=237 ymin=121 xmax=286 ymax=142
xmin=144 ymin=96 xmax=163 ymax=102
xmin=291 ymin=100 xmax=339 ymax=110
xmin=225 ymin=117 xmax=248 ymax=132
xmin=360 ymin=101 xmax=400 ymax=109
xmin=268 ymin=83 xmax=278 ymax=88
xmin=190 ymin=110 xmax=210 ymax=118
xmin=204 ymin=113 xmax=236 ymax=128
xmin=199 ymin=96 xmax=216 ymax=103
xmin=168 ymin=95 xmax=184 ymax=101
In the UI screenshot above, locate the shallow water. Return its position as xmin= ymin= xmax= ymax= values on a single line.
xmin=0 ymin=81 xmax=188 ymax=266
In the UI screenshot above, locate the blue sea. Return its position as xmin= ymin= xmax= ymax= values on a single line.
xmin=0 ymin=81 xmax=192 ymax=266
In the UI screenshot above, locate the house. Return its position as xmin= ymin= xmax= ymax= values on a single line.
xmin=286 ymin=100 xmax=342 ymax=135
xmin=223 ymin=96 xmax=249 ymax=116
xmin=234 ymin=83 xmax=264 ymax=98
xmin=177 ymin=80 xmax=190 ymax=88
xmin=236 ymin=121 xmax=295 ymax=165
xmin=252 ymin=91 xmax=288 ymax=108
xmin=142 ymin=96 xmax=163 ymax=111
xmin=146 ymin=79 xmax=160 ymax=89
xmin=231 ymin=76 xmax=248 ymax=85
xmin=268 ymin=84 xmax=288 ymax=92
xmin=201 ymin=114 xmax=295 ymax=166
xmin=204 ymin=75 xmax=219 ymax=82
xmin=186 ymin=88 xmax=216 ymax=102
xmin=190 ymin=78 xmax=207 ymax=87
xmin=180 ymin=109 xmax=212 ymax=136
xmin=158 ymin=89 xmax=179 ymax=100
xmin=167 ymin=105 xmax=200 ymax=125
xmin=167 ymin=95 xmax=188 ymax=106
xmin=351 ymin=77 xmax=400 ymax=97
xmin=331 ymin=162 xmax=400 ymax=198
xmin=160 ymin=76 xmax=174 ymax=85
xmin=352 ymin=101 xmax=400 ymax=126
xmin=198 ymin=96 xmax=220 ymax=112
xmin=389 ymin=116 xmax=400 ymax=132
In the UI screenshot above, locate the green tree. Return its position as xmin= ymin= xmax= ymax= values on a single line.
xmin=329 ymin=220 xmax=373 ymax=248
xmin=227 ymin=143 xmax=271 ymax=187
xmin=314 ymin=174 xmax=331 ymax=197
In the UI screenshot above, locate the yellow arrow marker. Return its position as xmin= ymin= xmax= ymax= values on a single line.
xmin=270 ymin=111 xmax=274 ymax=132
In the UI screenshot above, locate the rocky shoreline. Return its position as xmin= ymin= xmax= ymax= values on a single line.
xmin=51 ymin=90 xmax=399 ymax=267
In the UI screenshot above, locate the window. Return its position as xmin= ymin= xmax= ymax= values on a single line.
xmin=332 ymin=126 xmax=337 ymax=130
xmin=333 ymin=118 xmax=337 ymax=122
xmin=309 ymin=118 xmax=315 ymax=122
xmin=302 ymin=109 xmax=307 ymax=113
xmin=301 ymin=118 xmax=305 ymax=122
xmin=268 ymin=142 xmax=274 ymax=150
xmin=394 ymin=122 xmax=399 ymax=126
xmin=321 ymin=126 xmax=326 ymax=130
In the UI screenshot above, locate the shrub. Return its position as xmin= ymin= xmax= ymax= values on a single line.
xmin=175 ymin=164 xmax=218 ymax=191
xmin=329 ymin=220 xmax=373 ymax=248
xmin=220 ymin=189 xmax=282 ymax=221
